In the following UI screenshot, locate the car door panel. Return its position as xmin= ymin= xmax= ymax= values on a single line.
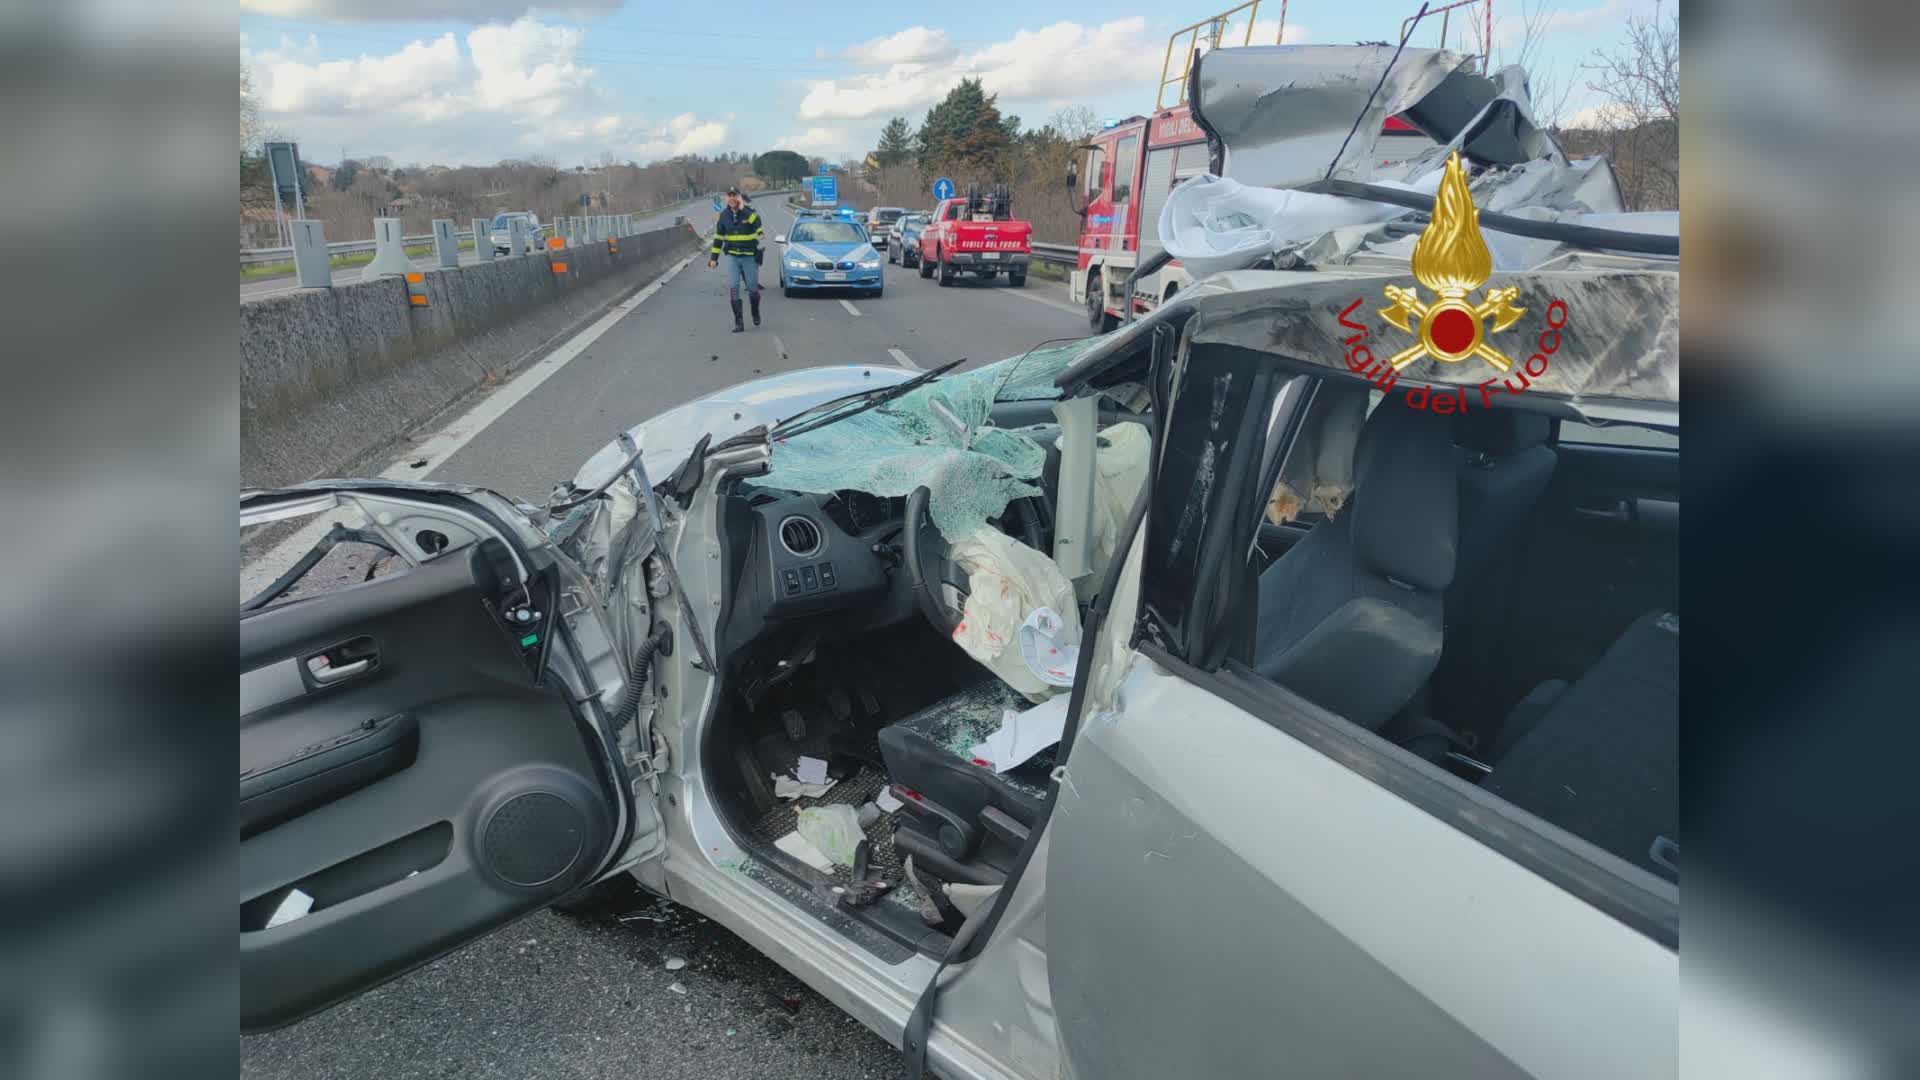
xmin=1047 ymin=658 xmax=1677 ymax=1080
xmin=241 ymin=537 xmax=618 ymax=1031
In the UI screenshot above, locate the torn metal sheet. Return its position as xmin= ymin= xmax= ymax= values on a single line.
xmin=1186 ymin=269 xmax=1679 ymax=419
xmin=1192 ymin=45 xmax=1475 ymax=189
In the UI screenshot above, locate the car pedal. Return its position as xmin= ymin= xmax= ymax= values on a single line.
xmin=858 ymin=688 xmax=881 ymax=717
xmin=782 ymin=708 xmax=806 ymax=742
xmin=826 ymin=687 xmax=854 ymax=726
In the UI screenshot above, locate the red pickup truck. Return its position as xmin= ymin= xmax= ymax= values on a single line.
xmin=918 ymin=190 xmax=1032 ymax=288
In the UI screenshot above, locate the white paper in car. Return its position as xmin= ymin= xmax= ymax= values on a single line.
xmin=875 ymin=787 xmax=904 ymax=814
xmin=774 ymin=831 xmax=835 ymax=873
xmin=266 ymin=887 xmax=314 ymax=929
xmin=969 ymin=694 xmax=1071 ymax=774
xmin=794 ymin=755 xmax=830 ymax=785
xmin=772 ymin=773 xmax=838 ymax=800
xmin=1016 ymin=607 xmax=1079 ymax=687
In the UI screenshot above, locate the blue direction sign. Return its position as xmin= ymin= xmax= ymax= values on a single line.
xmin=712 ymin=196 xmax=724 ymax=212
xmin=932 ymin=177 xmax=955 ymax=201
xmin=810 ymin=174 xmax=838 ymax=207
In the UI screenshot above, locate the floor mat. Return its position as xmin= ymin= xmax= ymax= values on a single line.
xmin=749 ymin=764 xmax=906 ymax=888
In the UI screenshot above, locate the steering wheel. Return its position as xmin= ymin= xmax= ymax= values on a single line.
xmin=903 ymin=486 xmax=1047 ymax=636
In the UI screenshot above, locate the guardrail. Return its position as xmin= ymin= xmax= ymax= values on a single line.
xmin=1029 ymin=242 xmax=1076 ymax=268
xmin=237 ymin=225 xmax=559 ymax=266
xmin=241 ymin=190 xmax=799 ymax=266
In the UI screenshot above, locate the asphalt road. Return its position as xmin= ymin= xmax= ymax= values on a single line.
xmin=241 ymin=196 xmax=1086 ymax=1080
xmin=238 ymin=198 xmax=718 ymax=302
xmin=417 ymin=196 xmax=1085 ymax=503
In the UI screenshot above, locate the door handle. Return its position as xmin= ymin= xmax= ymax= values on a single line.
xmin=303 ymin=636 xmax=379 ymax=686
xmin=1571 ymin=499 xmax=1633 ymax=524
xmin=310 ymin=658 xmax=371 ymax=683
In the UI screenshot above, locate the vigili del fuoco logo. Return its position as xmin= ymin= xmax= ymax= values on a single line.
xmin=1338 ymin=150 xmax=1568 ymax=412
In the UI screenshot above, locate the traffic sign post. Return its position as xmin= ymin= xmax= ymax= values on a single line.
xmin=810 ymin=174 xmax=838 ymax=207
xmin=932 ymin=177 xmax=955 ymax=201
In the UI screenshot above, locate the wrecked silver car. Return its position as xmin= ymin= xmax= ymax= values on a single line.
xmin=241 ymin=41 xmax=1678 ymax=1080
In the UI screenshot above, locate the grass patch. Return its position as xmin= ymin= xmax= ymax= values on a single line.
xmin=240 ymin=237 xmax=476 ymax=281
xmin=1027 ymin=258 xmax=1070 ymax=282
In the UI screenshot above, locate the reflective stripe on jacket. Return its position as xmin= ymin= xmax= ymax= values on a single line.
xmin=709 ymin=206 xmax=763 ymax=258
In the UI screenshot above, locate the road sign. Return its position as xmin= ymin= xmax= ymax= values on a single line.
xmin=810 ymin=174 xmax=838 ymax=207
xmin=579 ymin=193 xmax=591 ymax=208
xmin=264 ymin=141 xmax=306 ymax=247
xmin=712 ymin=196 xmax=724 ymax=212
xmin=932 ymin=177 xmax=955 ymax=201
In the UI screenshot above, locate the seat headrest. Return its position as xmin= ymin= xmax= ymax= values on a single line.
xmin=1354 ymin=396 xmax=1458 ymax=592
xmin=1454 ymin=408 xmax=1552 ymax=457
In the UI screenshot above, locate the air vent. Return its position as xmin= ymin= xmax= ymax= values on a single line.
xmin=778 ymin=516 xmax=822 ymax=558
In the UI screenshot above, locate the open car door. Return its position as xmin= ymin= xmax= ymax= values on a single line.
xmin=240 ymin=482 xmax=659 ymax=1031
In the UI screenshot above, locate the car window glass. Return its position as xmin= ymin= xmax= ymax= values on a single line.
xmin=1560 ymin=421 xmax=1678 ymax=449
xmin=241 ymin=503 xmax=412 ymax=614
xmin=1112 ymin=135 xmax=1139 ymax=205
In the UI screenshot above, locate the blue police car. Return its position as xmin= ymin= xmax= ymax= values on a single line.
xmin=776 ymin=217 xmax=884 ymax=298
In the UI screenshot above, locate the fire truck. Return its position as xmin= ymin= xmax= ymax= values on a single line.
xmin=1069 ymin=1 xmax=1452 ymax=332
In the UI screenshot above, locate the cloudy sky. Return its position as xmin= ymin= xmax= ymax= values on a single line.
xmin=240 ymin=0 xmax=1660 ymax=168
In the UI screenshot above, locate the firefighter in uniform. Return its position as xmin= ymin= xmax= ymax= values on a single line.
xmin=708 ymin=188 xmax=763 ymax=332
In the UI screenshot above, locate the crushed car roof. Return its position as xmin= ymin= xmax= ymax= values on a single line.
xmin=1061 ymin=43 xmax=1678 ymax=429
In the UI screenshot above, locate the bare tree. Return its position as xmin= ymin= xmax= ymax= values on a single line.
xmin=240 ymin=65 xmax=261 ymax=155
xmin=1502 ymin=0 xmax=1574 ymax=128
xmin=1583 ymin=1 xmax=1679 ymax=209
xmin=1446 ymin=0 xmax=1572 ymax=128
xmin=1047 ymin=106 xmax=1102 ymax=143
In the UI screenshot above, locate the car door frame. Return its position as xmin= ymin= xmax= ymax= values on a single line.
xmin=240 ymin=481 xmax=660 ymax=1031
xmin=1039 ymin=347 xmax=1679 ymax=1078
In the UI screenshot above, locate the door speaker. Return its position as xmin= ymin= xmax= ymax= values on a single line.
xmin=480 ymin=791 xmax=586 ymax=887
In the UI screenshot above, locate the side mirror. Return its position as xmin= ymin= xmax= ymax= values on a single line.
xmin=1066 ymin=168 xmax=1077 ymax=192
xmin=775 ymin=234 xmax=787 ymax=244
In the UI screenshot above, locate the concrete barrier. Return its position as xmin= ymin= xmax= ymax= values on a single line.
xmin=241 ymin=221 xmax=706 ymax=488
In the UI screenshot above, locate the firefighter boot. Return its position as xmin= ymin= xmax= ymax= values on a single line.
xmin=730 ymin=298 xmax=744 ymax=333
xmin=749 ymin=293 xmax=762 ymax=326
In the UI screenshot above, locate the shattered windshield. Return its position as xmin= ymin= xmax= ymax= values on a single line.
xmin=759 ymin=337 xmax=1107 ymax=540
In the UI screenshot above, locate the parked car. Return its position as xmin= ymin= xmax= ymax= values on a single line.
xmin=889 ymin=213 xmax=930 ymax=268
xmin=920 ymin=188 xmax=1032 ymax=287
xmin=865 ymin=206 xmax=905 ymax=249
xmin=240 ymin=44 xmax=1679 ymax=1080
xmin=487 ymin=211 xmax=540 ymax=255
xmin=775 ymin=218 xmax=883 ymax=297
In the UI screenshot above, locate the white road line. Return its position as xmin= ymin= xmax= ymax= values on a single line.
xmin=887 ymin=348 xmax=921 ymax=371
xmin=379 ymin=254 xmax=695 ymax=480
xmin=999 ymin=285 xmax=1083 ymax=317
xmin=244 ymin=250 xmax=696 ymax=597
xmin=839 ymin=299 xmax=862 ymax=317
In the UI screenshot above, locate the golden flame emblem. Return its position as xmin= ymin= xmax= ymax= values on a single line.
xmin=1378 ymin=151 xmax=1524 ymax=372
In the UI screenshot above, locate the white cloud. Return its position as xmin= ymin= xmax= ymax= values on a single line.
xmin=840 ymin=27 xmax=954 ymax=65
xmin=1562 ymin=101 xmax=1635 ymax=130
xmin=1490 ymin=0 xmax=1632 ymax=49
xmin=245 ymin=18 xmax=731 ymax=166
xmin=772 ymin=126 xmax=861 ymax=157
xmin=797 ymin=19 xmax=1167 ymax=123
xmin=240 ymin=0 xmax=622 ymax=21
xmin=248 ymin=32 xmax=469 ymax=121
xmin=468 ymin=18 xmax=594 ymax=118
